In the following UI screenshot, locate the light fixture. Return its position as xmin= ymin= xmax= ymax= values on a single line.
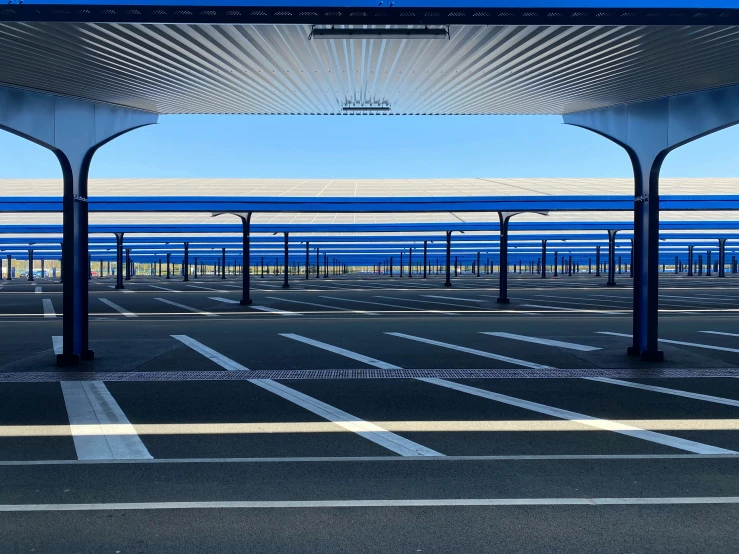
xmin=311 ymin=26 xmax=448 ymax=40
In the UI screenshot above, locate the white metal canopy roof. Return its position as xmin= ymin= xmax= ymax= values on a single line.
xmin=3 ymin=21 xmax=739 ymax=114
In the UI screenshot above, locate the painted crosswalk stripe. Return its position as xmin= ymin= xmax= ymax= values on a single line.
xmin=52 ymin=335 xmax=63 ymax=355
xmin=481 ymin=332 xmax=601 ymax=352
xmin=386 ymin=332 xmax=552 ymax=370
xmin=586 ymin=377 xmax=739 ymax=408
xmin=280 ymin=334 xmax=401 ymax=369
xmin=155 ymin=297 xmax=217 ymax=316
xmin=598 ymin=332 xmax=739 ymax=354
xmin=42 ymin=299 xmax=55 ymax=318
xmin=266 ymin=297 xmax=379 ymax=315
xmin=422 ymin=295 xmax=483 ymax=303
xmin=251 ymin=306 xmax=299 ymax=316
xmin=419 ymin=378 xmax=736 ymax=455
xmin=149 ymin=285 xmax=175 ymax=292
xmin=172 ymin=335 xmax=440 ymax=457
xmin=186 ymin=284 xmax=221 ymax=291
xmin=320 ymin=296 xmax=457 ymax=315
xmin=99 ymin=298 xmax=137 ymax=318
xmin=34 ymin=286 xmax=41 ymax=294
xmin=60 ymin=381 xmax=152 ymax=460
xmin=522 ymin=304 xmax=620 ymax=315
xmin=209 ymin=297 xmax=240 ymax=304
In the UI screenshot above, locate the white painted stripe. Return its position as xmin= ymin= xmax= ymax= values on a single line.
xmin=4 ymin=496 xmax=739 ymax=511
xmin=171 ymin=335 xmax=248 ymax=371
xmin=186 ymin=284 xmax=221 ymax=291
xmin=251 ymin=306 xmax=299 ymax=316
xmin=221 ymin=284 xmax=242 ymax=288
xmin=280 ymin=333 xmax=402 ymax=369
xmin=532 ymin=295 xmax=631 ymax=310
xmin=209 ymin=297 xmax=240 ymax=304
xmin=266 ymin=297 xmax=378 ymax=315
xmin=422 ymin=295 xmax=483 ymax=303
xmin=52 ymin=335 xmax=62 ymax=355
xmin=522 ymin=304 xmax=620 ymax=315
xmin=173 ymin=335 xmax=440 ymax=457
xmin=386 ymin=332 xmax=552 ymax=370
xmin=700 ymin=331 xmax=739 ymax=338
xmin=60 ymin=381 xmax=152 ymax=461
xmin=99 ymin=298 xmax=137 ymax=318
xmin=320 ymin=296 xmax=458 ymax=315
xmin=420 ymin=378 xmax=736 ymax=455
xmin=0 ymin=453 xmax=735 ymax=466
xmin=34 ymin=286 xmax=41 ymax=294
xmin=155 ymin=297 xmax=217 ymax=317
xmin=375 ymin=295 xmax=484 ymax=311
xmin=587 ymin=377 xmax=739 ymax=408
xmin=481 ymin=332 xmax=601 ymax=352
xmin=598 ymin=332 xmax=739 ymax=354
xmin=149 ymin=285 xmax=175 ymax=292
xmin=42 ymin=299 xmax=55 ymax=318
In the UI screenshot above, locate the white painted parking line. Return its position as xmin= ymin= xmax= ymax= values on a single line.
xmin=42 ymin=299 xmax=55 ymax=318
xmin=186 ymin=284 xmax=221 ymax=291
xmin=587 ymin=377 xmax=739 ymax=408
xmin=149 ymin=285 xmax=175 ymax=292
xmin=221 ymin=284 xmax=242 ymax=288
xmin=251 ymin=306 xmax=299 ymax=316
xmin=386 ymin=332 xmax=552 ymax=370
xmin=281 ymin=333 xmax=402 ymax=369
xmin=266 ymin=297 xmax=379 ymax=315
xmin=209 ymin=297 xmax=240 ymax=304
xmin=700 ymin=331 xmax=739 ymax=338
xmin=375 ymin=295 xmax=483 ymax=311
xmin=320 ymin=296 xmax=458 ymax=315
xmin=52 ymin=335 xmax=62 ymax=355
xmin=171 ymin=335 xmax=248 ymax=370
xmin=420 ymin=378 xmax=736 ymax=455
xmin=481 ymin=332 xmax=601 ymax=352
xmin=532 ymin=295 xmax=631 ymax=310
xmin=5 ymin=496 xmax=739 ymax=511
xmin=522 ymin=304 xmax=620 ymax=315
xmin=155 ymin=297 xmax=217 ymax=316
xmin=173 ymin=335 xmax=440 ymax=457
xmin=422 ymin=295 xmax=483 ymax=303
xmin=34 ymin=286 xmax=41 ymax=294
xmin=99 ymin=298 xmax=137 ymax=318
xmin=60 ymin=381 xmax=152 ymax=460
xmin=598 ymin=332 xmax=739 ymax=354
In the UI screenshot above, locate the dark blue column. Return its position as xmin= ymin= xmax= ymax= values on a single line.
xmin=606 ymin=230 xmax=618 ymax=286
xmin=183 ymin=242 xmax=189 ymax=282
xmin=541 ymin=240 xmax=547 ymax=279
xmin=423 ymin=241 xmax=428 ymax=279
xmin=221 ymin=248 xmax=226 ymax=279
xmin=718 ymin=238 xmax=727 ymax=278
xmin=27 ymin=249 xmax=34 ymax=281
xmin=445 ymin=231 xmax=452 ymax=287
xmin=283 ymin=232 xmax=290 ymax=289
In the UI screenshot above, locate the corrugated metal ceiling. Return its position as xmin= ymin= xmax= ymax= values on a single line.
xmin=2 ymin=22 xmax=739 ymax=114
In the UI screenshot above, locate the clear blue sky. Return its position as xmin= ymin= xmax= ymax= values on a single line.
xmin=2 ymin=115 xmax=738 ymax=180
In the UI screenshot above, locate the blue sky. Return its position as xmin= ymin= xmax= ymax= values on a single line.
xmin=2 ymin=115 xmax=738 ymax=180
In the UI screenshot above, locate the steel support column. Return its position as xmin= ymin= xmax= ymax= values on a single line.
xmin=444 ymin=231 xmax=452 ymax=287
xmin=221 ymin=248 xmax=226 ymax=279
xmin=183 ymin=242 xmax=189 ymax=282
xmin=719 ymin=238 xmax=727 ymax=278
xmin=688 ymin=245 xmax=694 ymax=276
xmin=541 ymin=240 xmax=547 ymax=279
xmin=595 ymin=246 xmax=601 ymax=277
xmin=125 ymin=248 xmax=131 ymax=281
xmin=496 ymin=212 xmax=519 ymax=304
xmin=283 ymin=232 xmax=290 ymax=289
xmin=27 ymin=249 xmax=34 ymax=281
xmin=305 ymin=242 xmax=310 ymax=280
xmin=606 ymin=230 xmax=618 ymax=286
xmin=423 ymin=241 xmax=427 ymax=279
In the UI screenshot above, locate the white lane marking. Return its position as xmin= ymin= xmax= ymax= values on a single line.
xmin=598 ymin=332 xmax=739 ymax=354
xmin=320 ymin=296 xmax=458 ymax=316
xmin=422 ymin=295 xmax=483 ymax=303
xmin=281 ymin=333 xmax=402 ymax=369
xmin=60 ymin=381 xmax=152 ymax=461
xmin=154 ymin=297 xmax=217 ymax=317
xmin=171 ymin=335 xmax=248 ymax=371
xmin=700 ymin=331 xmax=739 ymax=338
xmin=420 ymin=378 xmax=736 ymax=455
xmin=522 ymin=304 xmax=620 ymax=315
xmin=5 ymin=496 xmax=739 ymax=511
xmin=34 ymin=286 xmax=41 ymax=294
xmin=209 ymin=297 xmax=240 ymax=304
xmin=221 ymin=284 xmax=242 ymax=288
xmin=52 ymin=335 xmax=62 ymax=355
xmin=107 ymin=285 xmax=116 ymax=289
xmin=532 ymin=295 xmax=632 ymax=310
xmin=375 ymin=295 xmax=484 ymax=311
xmin=386 ymin=332 xmax=552 ymax=370
xmin=481 ymin=332 xmax=601 ymax=352
xmin=42 ymin=299 xmax=55 ymax=318
xmin=149 ymin=285 xmax=175 ymax=292
xmin=251 ymin=306 xmax=299 ymax=316
xmin=99 ymin=298 xmax=137 ymax=318
xmin=173 ymin=335 xmax=440 ymax=457
xmin=266 ymin=297 xmax=379 ymax=316
xmin=587 ymin=378 xmax=739 ymax=408
xmin=186 ymin=284 xmax=221 ymax=291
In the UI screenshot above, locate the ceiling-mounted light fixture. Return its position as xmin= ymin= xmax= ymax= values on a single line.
xmin=311 ymin=26 xmax=448 ymax=40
